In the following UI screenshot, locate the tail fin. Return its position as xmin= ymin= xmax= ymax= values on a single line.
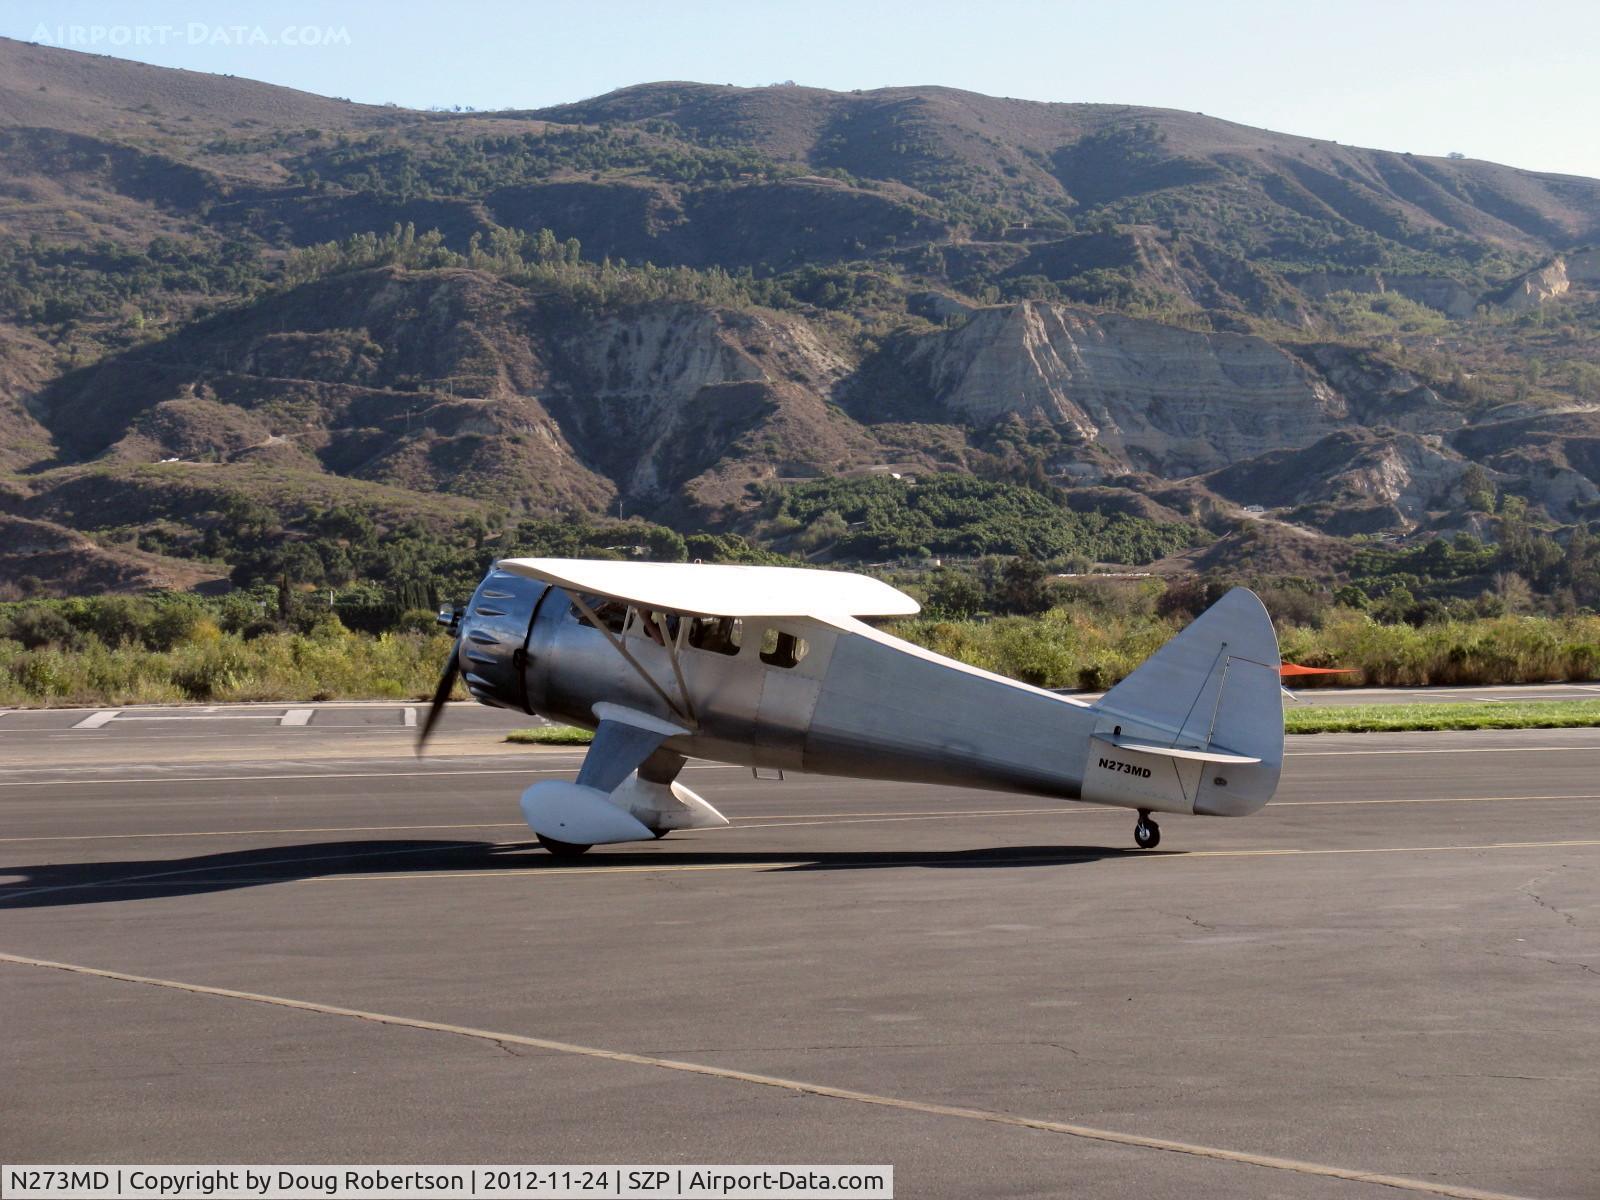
xmin=1088 ymin=588 xmax=1283 ymax=817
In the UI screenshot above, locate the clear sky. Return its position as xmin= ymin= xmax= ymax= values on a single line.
xmin=8 ymin=0 xmax=1599 ymax=179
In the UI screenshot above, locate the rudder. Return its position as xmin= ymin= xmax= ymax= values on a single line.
xmin=1086 ymin=588 xmax=1283 ymax=817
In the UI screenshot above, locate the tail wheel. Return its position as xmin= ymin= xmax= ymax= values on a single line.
xmin=1134 ymin=813 xmax=1161 ymax=850
xmin=537 ymin=834 xmax=593 ymax=859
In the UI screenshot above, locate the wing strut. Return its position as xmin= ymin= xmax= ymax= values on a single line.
xmin=642 ymin=611 xmax=699 ymax=726
xmin=567 ymin=592 xmax=698 ymax=728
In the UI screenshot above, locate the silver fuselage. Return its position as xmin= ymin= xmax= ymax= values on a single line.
xmin=464 ymin=569 xmax=1096 ymax=801
xmin=457 ymin=566 xmax=1281 ymax=821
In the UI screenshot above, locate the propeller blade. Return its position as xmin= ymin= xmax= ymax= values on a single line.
xmin=416 ymin=646 xmax=460 ymax=755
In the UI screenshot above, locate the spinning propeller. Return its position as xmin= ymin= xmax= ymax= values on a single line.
xmin=417 ymin=604 xmax=463 ymax=755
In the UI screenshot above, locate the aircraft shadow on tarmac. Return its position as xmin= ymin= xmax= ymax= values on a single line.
xmin=0 ymin=839 xmax=1151 ymax=908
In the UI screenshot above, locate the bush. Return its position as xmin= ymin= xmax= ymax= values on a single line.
xmin=888 ymin=603 xmax=1600 ymax=694
xmin=145 ymin=598 xmax=208 ymax=649
xmin=0 ymin=625 xmax=456 ymax=707
xmin=4 ymin=606 xmax=83 ymax=650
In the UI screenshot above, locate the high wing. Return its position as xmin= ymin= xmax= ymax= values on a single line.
xmin=496 ymin=557 xmax=920 ymax=619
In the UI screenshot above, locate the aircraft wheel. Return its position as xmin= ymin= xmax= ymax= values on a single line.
xmin=537 ymin=834 xmax=593 ymax=859
xmin=1134 ymin=813 xmax=1161 ymax=850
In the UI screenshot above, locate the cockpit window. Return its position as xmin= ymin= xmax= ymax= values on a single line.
xmin=629 ymin=609 xmax=680 ymax=646
xmin=759 ymin=627 xmax=808 ymax=669
xmin=687 ymin=616 xmax=742 ymax=656
xmin=571 ymin=594 xmax=628 ymax=635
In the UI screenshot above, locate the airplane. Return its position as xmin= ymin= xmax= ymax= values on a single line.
xmin=418 ymin=558 xmax=1284 ymax=856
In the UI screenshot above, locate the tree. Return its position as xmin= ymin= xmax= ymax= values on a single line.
xmin=1461 ymin=463 xmax=1496 ymax=513
xmin=927 ymin=569 xmax=984 ymax=619
xmin=997 ymin=556 xmax=1052 ymax=615
xmin=1493 ymin=572 xmax=1533 ymax=614
xmin=1333 ymin=584 xmax=1369 ymax=610
xmin=797 ymin=510 xmax=848 ymax=553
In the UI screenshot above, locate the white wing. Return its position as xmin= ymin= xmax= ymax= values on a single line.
xmin=496 ymin=557 xmax=920 ymax=619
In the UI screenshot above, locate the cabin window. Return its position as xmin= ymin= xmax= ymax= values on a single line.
xmin=687 ymin=616 xmax=742 ymax=656
xmin=759 ymin=627 xmax=808 ymax=669
xmin=570 ymin=594 xmax=627 ymax=635
xmin=627 ymin=609 xmax=679 ymax=646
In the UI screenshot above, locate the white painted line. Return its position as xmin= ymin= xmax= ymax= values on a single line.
xmin=5 ymin=794 xmax=1598 ymax=845
xmin=279 ymin=709 xmax=314 ymax=727
xmin=0 ymin=950 xmax=1540 ymax=1200
xmin=72 ymin=711 xmax=119 ymax=729
xmin=0 ymin=761 xmax=733 ymax=789
xmin=402 ymin=707 xmax=417 ymax=728
xmin=0 ymin=767 xmax=560 ymax=789
xmin=113 ymin=715 xmax=286 ymax=722
xmin=4 ymin=700 xmax=483 ymax=716
xmin=0 ymin=822 xmax=529 ymax=843
xmin=0 ymin=809 xmax=1069 ymax=844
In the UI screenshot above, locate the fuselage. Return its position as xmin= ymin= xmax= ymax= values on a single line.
xmin=455 ymin=564 xmax=1282 ymax=823
xmin=460 ymin=568 xmax=1100 ymax=802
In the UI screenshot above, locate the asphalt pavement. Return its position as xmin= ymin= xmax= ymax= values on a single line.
xmin=1 ymin=701 xmax=1596 ymax=1198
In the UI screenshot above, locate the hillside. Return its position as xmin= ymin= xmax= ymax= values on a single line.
xmin=3 ymin=38 xmax=1600 ymax=603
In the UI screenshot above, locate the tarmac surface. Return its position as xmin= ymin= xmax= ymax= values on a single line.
xmin=1 ymin=698 xmax=1597 ymax=1198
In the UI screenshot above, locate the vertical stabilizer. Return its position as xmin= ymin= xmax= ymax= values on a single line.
xmin=1088 ymin=588 xmax=1283 ymax=816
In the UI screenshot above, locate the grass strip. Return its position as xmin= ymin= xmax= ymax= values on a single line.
xmin=1284 ymin=698 xmax=1600 ymax=733
xmin=506 ymin=725 xmax=595 ymax=745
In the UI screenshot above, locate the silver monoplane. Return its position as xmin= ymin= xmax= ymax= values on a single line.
xmin=419 ymin=559 xmax=1284 ymax=855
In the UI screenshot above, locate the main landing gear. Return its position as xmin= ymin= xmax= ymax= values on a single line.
xmin=537 ymin=829 xmax=666 ymax=856
xmin=1133 ymin=811 xmax=1161 ymax=850
xmin=537 ymin=834 xmax=592 ymax=859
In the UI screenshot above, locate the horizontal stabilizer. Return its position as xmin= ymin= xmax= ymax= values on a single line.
xmin=1092 ymin=733 xmax=1261 ymax=764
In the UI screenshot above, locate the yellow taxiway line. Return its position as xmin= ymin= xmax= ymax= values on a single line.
xmin=3 ymin=793 xmax=1597 ymax=845
xmin=303 ymin=838 xmax=1600 ymax=884
xmin=8 ymin=837 xmax=1597 ymax=901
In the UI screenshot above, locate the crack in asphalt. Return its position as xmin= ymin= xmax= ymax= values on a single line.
xmin=1518 ymin=868 xmax=1581 ymax=928
xmin=1162 ymin=909 xmax=1218 ymax=932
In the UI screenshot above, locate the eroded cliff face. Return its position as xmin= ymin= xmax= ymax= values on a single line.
xmin=24 ymin=265 xmax=1587 ymax=538
xmin=0 ymin=324 xmax=59 ymax=470
xmin=1202 ymin=429 xmax=1469 ymax=530
xmin=893 ymin=301 xmax=1348 ymax=476
xmin=544 ymin=304 xmax=875 ymax=507
xmin=1288 ymin=271 xmax=1479 ymax=318
xmin=1297 ymin=345 xmax=1462 ymax=435
xmin=1498 ymin=257 xmax=1571 ymax=312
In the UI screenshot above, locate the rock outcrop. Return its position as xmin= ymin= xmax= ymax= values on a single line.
xmin=1204 ymin=429 xmax=1470 ymax=532
xmin=1496 ymin=257 xmax=1571 ymax=312
xmin=544 ymin=303 xmax=876 ymax=508
xmin=1452 ymin=410 xmax=1600 ymax=520
xmin=1296 ymin=346 xmax=1462 ymax=434
xmin=1289 ymin=271 xmax=1479 ymax=318
xmin=888 ymin=301 xmax=1348 ymax=476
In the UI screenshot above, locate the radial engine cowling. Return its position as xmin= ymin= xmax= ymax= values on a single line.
xmin=450 ymin=566 xmax=549 ymax=712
